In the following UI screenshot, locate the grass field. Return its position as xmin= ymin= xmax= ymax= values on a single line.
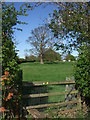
xmin=20 ymin=62 xmax=74 ymax=82
xmin=20 ymin=62 xmax=75 ymax=105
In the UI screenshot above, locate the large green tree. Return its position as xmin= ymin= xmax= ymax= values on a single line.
xmin=39 ymin=1 xmax=90 ymax=112
xmin=49 ymin=2 xmax=90 ymax=105
xmin=49 ymin=2 xmax=89 ymax=51
xmin=43 ymin=48 xmax=61 ymax=62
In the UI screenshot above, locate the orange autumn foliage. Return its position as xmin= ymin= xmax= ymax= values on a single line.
xmin=6 ymin=92 xmax=13 ymax=101
xmin=0 ymin=107 xmax=6 ymax=113
xmin=4 ymin=71 xmax=9 ymax=76
xmin=1 ymin=76 xmax=9 ymax=81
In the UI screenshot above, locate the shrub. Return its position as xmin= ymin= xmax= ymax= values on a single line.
xmin=74 ymin=43 xmax=90 ymax=107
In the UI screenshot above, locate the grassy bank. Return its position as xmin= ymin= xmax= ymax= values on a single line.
xmin=20 ymin=62 xmax=74 ymax=82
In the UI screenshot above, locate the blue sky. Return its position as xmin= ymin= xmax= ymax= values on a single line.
xmin=9 ymin=2 xmax=78 ymax=58
xmin=13 ymin=2 xmax=59 ymax=58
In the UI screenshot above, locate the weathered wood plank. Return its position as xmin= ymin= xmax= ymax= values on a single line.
xmin=23 ymin=80 xmax=75 ymax=86
xmin=27 ymin=109 xmax=45 ymax=118
xmin=77 ymin=93 xmax=82 ymax=111
xmin=23 ymin=90 xmax=78 ymax=98
xmin=26 ymin=100 xmax=79 ymax=109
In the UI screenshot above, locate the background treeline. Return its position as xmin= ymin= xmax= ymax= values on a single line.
xmin=18 ymin=48 xmax=76 ymax=64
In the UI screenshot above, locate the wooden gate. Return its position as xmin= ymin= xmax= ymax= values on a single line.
xmin=22 ymin=80 xmax=82 ymax=118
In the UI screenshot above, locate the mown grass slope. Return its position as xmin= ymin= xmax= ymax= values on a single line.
xmin=20 ymin=62 xmax=74 ymax=82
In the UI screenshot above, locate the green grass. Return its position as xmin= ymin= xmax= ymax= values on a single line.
xmin=47 ymin=85 xmax=65 ymax=103
xmin=20 ymin=62 xmax=74 ymax=82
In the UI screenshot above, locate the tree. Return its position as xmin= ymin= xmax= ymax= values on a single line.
xmin=49 ymin=2 xmax=89 ymax=51
xmin=2 ymin=2 xmax=29 ymax=118
xmin=65 ymin=54 xmax=76 ymax=61
xmin=26 ymin=25 xmax=55 ymax=64
xmin=43 ymin=48 xmax=61 ymax=62
xmin=49 ymin=2 xmax=90 ymax=107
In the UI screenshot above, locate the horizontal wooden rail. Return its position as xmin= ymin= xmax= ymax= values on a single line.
xmin=26 ymin=100 xmax=79 ymax=109
xmin=23 ymin=80 xmax=75 ymax=86
xmin=23 ymin=90 xmax=78 ymax=98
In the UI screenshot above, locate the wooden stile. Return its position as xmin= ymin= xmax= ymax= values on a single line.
xmin=22 ymin=80 xmax=82 ymax=118
xmin=26 ymin=100 xmax=79 ymax=109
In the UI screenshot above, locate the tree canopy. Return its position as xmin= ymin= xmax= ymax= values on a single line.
xmin=49 ymin=2 xmax=90 ymax=104
xmin=43 ymin=48 xmax=61 ymax=62
xmin=65 ymin=53 xmax=76 ymax=61
xmin=49 ymin=2 xmax=89 ymax=52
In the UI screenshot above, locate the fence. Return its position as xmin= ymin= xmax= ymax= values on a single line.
xmin=22 ymin=80 xmax=82 ymax=118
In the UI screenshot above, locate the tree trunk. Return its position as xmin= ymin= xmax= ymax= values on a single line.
xmin=40 ymin=41 xmax=43 ymax=64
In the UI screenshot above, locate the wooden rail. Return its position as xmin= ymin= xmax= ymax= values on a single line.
xmin=26 ymin=100 xmax=79 ymax=109
xmin=23 ymin=90 xmax=78 ymax=98
xmin=23 ymin=80 xmax=75 ymax=86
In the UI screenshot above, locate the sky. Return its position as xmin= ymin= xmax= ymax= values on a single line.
xmin=7 ymin=2 xmax=78 ymax=58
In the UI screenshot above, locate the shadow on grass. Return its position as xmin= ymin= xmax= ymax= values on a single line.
xmin=22 ymin=83 xmax=49 ymax=107
xmin=22 ymin=82 xmax=65 ymax=115
xmin=44 ymin=61 xmax=60 ymax=64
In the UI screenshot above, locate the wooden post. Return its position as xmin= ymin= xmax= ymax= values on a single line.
xmin=77 ymin=93 xmax=82 ymax=111
xmin=82 ymin=97 xmax=87 ymax=115
xmin=15 ymin=99 xmax=19 ymax=120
